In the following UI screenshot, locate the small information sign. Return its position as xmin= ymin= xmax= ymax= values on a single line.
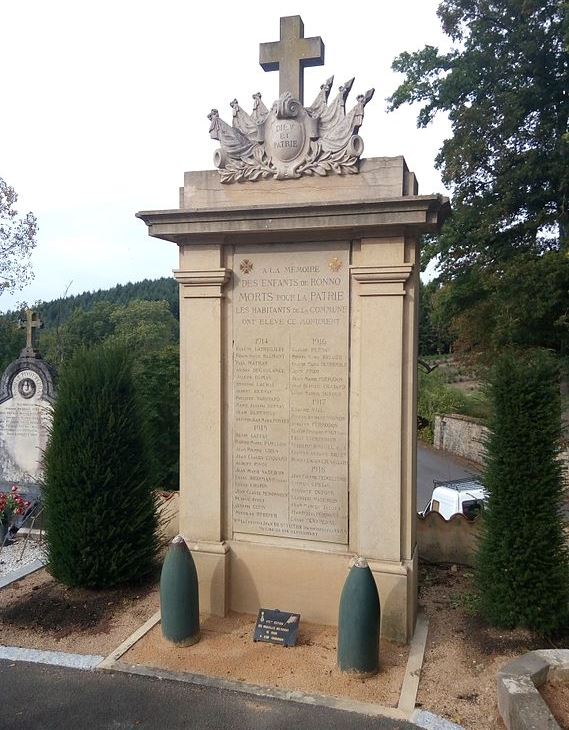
xmin=253 ymin=608 xmax=300 ymax=647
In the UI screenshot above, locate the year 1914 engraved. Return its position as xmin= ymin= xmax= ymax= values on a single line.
xmin=232 ymin=245 xmax=349 ymax=544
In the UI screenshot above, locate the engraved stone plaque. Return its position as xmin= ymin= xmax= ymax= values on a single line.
xmin=232 ymin=243 xmax=349 ymax=543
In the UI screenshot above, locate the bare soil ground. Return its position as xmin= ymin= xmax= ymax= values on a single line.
xmin=0 ymin=567 xmax=159 ymax=656
xmin=541 ymin=682 xmax=569 ymax=729
xmin=417 ymin=563 xmax=569 ymax=729
xmin=124 ymin=612 xmax=409 ymax=706
xmin=2 ymin=560 xmax=568 ymax=728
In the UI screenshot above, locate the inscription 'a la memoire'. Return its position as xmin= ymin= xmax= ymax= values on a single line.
xmin=208 ymin=80 xmax=374 ymax=183
xmin=232 ymin=246 xmax=349 ymax=544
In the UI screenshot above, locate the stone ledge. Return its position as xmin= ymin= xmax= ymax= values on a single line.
xmin=497 ymin=649 xmax=569 ymax=729
xmin=136 ymin=195 xmax=450 ymax=245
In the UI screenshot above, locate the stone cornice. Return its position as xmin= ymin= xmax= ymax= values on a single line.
xmin=351 ymin=264 xmax=413 ymax=296
xmin=174 ymin=268 xmax=231 ymax=298
xmin=173 ymin=269 xmax=231 ymax=286
xmin=137 ymin=195 xmax=450 ymax=245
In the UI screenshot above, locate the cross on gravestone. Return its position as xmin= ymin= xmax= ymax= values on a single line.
xmin=259 ymin=15 xmax=324 ymax=105
xmin=18 ymin=309 xmax=43 ymax=358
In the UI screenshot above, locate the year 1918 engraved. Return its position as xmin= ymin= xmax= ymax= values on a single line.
xmin=232 ymin=244 xmax=349 ymax=544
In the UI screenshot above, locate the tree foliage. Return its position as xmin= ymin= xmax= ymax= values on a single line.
xmin=0 ymin=178 xmax=38 ymax=295
xmin=0 ymin=282 xmax=182 ymax=490
xmin=389 ymin=1 xmax=569 ymax=357
xmin=33 ymin=277 xmax=178 ymax=330
xmin=389 ymin=0 xmax=568 ymax=268
xmin=44 ymin=344 xmax=160 ymax=588
xmin=417 ymin=367 xmax=488 ymax=442
xmin=428 ymin=253 xmax=569 ymax=357
xmin=0 ymin=317 xmax=24 ymax=373
xmin=419 ymin=280 xmax=453 ymax=356
xmin=40 ymin=299 xmax=178 ymax=367
xmin=476 ymin=350 xmax=569 ymax=634
xmin=40 ymin=299 xmax=180 ymax=490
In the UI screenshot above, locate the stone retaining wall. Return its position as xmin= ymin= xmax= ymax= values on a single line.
xmin=433 ymin=413 xmax=569 ymax=485
xmin=433 ymin=413 xmax=487 ymax=465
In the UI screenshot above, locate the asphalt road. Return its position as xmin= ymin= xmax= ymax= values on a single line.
xmin=0 ymin=660 xmax=418 ymax=730
xmin=416 ymin=443 xmax=481 ymax=512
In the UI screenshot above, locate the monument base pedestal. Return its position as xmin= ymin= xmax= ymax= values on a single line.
xmin=187 ymin=541 xmax=229 ymax=617
xmin=187 ymin=539 xmax=417 ymax=644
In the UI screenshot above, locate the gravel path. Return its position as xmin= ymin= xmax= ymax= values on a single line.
xmin=0 ymin=538 xmax=47 ymax=578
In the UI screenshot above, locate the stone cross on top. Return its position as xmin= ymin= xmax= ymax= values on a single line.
xmin=259 ymin=16 xmax=324 ymax=105
xmin=18 ymin=308 xmax=43 ymax=358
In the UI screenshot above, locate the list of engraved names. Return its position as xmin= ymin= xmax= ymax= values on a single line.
xmin=232 ymin=244 xmax=349 ymax=543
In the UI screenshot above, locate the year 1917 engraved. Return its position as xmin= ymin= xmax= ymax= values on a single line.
xmin=232 ymin=245 xmax=349 ymax=544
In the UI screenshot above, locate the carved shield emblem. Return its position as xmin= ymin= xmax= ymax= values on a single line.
xmin=265 ymin=117 xmax=306 ymax=164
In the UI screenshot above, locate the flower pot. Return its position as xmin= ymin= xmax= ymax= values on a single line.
xmin=0 ymin=522 xmax=8 ymax=546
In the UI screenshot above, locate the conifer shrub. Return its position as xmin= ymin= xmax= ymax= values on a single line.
xmin=43 ymin=343 xmax=160 ymax=588
xmin=476 ymin=350 xmax=569 ymax=634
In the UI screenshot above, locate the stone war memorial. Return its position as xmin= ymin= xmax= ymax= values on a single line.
xmin=138 ymin=16 xmax=449 ymax=642
xmin=0 ymin=310 xmax=55 ymax=491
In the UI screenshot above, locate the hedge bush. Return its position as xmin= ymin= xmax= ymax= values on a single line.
xmin=476 ymin=350 xmax=569 ymax=634
xmin=44 ymin=343 xmax=160 ymax=588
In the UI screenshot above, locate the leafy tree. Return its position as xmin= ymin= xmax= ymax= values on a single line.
xmin=441 ymin=253 xmax=569 ymax=357
xmin=40 ymin=299 xmax=178 ymax=366
xmin=40 ymin=299 xmax=180 ymax=489
xmin=419 ymin=280 xmax=453 ymax=356
xmin=34 ymin=277 xmax=178 ymax=330
xmin=44 ymin=343 xmax=160 ymax=588
xmin=40 ymin=302 xmax=116 ymax=365
xmin=1 ymin=284 xmax=182 ymax=491
xmin=112 ymin=302 xmax=179 ymax=489
xmin=108 ymin=299 xmax=178 ymax=353
xmin=0 ymin=178 xmax=38 ymax=295
xmin=389 ymin=1 xmax=569 ymax=356
xmin=417 ymin=368 xmax=487 ymax=442
xmin=476 ymin=350 xmax=569 ymax=634
xmin=0 ymin=315 xmax=25 ymax=372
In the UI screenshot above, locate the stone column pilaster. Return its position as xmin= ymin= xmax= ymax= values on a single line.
xmin=174 ymin=250 xmax=231 ymax=615
xmin=350 ymin=262 xmax=417 ymax=641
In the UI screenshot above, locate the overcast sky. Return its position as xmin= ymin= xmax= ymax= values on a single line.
xmin=1 ymin=0 xmax=451 ymax=313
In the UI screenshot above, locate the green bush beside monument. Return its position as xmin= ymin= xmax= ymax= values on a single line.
xmin=476 ymin=350 xmax=569 ymax=635
xmin=44 ymin=343 xmax=160 ymax=588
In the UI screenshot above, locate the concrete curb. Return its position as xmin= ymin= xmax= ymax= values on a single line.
xmin=0 ymin=645 xmax=103 ymax=670
xmin=108 ymin=660 xmax=409 ymax=720
xmin=0 ymin=602 xmax=432 ymax=723
xmin=398 ymin=610 xmax=429 ymax=715
xmin=97 ymin=610 xmax=161 ymax=669
xmin=497 ymin=649 xmax=569 ymax=729
xmin=0 ymin=558 xmax=45 ymax=589
xmin=98 ymin=609 xmax=431 ymax=722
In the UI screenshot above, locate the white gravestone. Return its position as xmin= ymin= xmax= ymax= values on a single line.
xmin=0 ymin=311 xmax=55 ymax=488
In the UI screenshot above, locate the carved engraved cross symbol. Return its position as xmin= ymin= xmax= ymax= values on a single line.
xmin=18 ymin=308 xmax=42 ymax=355
xmin=259 ymin=16 xmax=324 ymax=105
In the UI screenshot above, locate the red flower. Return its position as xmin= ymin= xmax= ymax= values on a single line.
xmin=11 ymin=485 xmax=17 ymax=493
